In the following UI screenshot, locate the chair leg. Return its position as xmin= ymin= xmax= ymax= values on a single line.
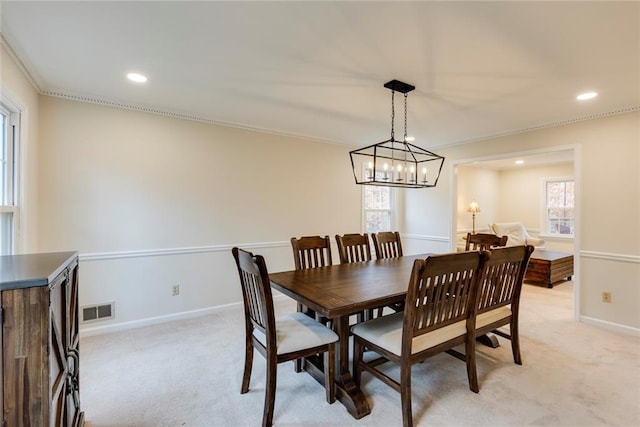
xmin=465 ymin=335 xmax=479 ymax=393
xmin=400 ymin=365 xmax=413 ymax=427
xmin=325 ymin=343 xmax=336 ymax=404
xmin=241 ymin=336 xmax=254 ymax=394
xmin=262 ymin=355 xmax=277 ymax=427
xmin=511 ymin=322 xmax=522 ymax=365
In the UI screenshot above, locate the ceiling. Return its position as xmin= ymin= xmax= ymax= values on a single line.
xmin=1 ymin=1 xmax=638 ymax=148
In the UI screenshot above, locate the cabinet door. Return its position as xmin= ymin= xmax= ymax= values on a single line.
xmin=50 ymin=261 xmax=83 ymax=427
xmin=65 ymin=261 xmax=82 ymax=426
xmin=50 ymin=271 xmax=70 ymax=427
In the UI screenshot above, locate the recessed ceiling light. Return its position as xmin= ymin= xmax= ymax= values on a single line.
xmin=576 ymin=92 xmax=597 ymax=101
xmin=515 ymin=160 xmax=524 ymax=165
xmin=127 ymin=73 xmax=147 ymax=83
xmin=405 ymin=136 xmax=415 ymax=142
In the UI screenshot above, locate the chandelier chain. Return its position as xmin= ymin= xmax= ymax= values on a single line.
xmin=404 ymin=93 xmax=408 ymax=141
xmin=390 ymin=90 xmax=395 ymax=140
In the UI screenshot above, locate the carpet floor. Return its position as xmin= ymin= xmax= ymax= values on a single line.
xmin=80 ymin=280 xmax=640 ymax=426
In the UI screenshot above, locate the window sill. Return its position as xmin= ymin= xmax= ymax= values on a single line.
xmin=539 ymin=233 xmax=574 ymax=240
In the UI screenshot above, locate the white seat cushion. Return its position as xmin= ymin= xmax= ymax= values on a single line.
xmin=351 ymin=312 xmax=467 ymax=357
xmin=476 ymin=306 xmax=512 ymax=329
xmin=254 ymin=312 xmax=338 ymax=355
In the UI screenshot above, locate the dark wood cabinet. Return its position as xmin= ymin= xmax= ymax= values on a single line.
xmin=524 ymin=250 xmax=574 ymax=288
xmin=0 ymin=252 xmax=84 ymax=426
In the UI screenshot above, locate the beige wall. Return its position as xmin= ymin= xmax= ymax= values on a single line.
xmin=3 ymin=36 xmax=638 ymax=334
xmin=456 ymin=162 xmax=575 ymax=253
xmin=405 ymin=111 xmax=640 ymax=331
xmin=38 ymin=96 xmax=362 ymax=331
xmin=0 ymin=42 xmax=40 ymax=252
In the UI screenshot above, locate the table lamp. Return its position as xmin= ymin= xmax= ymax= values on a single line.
xmin=467 ymin=201 xmax=481 ymax=234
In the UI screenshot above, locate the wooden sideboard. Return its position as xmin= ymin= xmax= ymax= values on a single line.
xmin=0 ymin=251 xmax=84 ymax=426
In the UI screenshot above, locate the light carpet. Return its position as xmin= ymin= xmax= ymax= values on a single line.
xmin=80 ymin=281 xmax=640 ymax=426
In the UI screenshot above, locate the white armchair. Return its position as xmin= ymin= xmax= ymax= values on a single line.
xmin=489 ymin=222 xmax=545 ymax=247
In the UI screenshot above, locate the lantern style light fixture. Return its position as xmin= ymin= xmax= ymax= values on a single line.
xmin=349 ymin=80 xmax=445 ymax=188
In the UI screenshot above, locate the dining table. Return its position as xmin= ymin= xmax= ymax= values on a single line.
xmin=269 ymin=253 xmax=427 ymax=419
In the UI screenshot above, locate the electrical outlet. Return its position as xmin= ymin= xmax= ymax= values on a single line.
xmin=602 ymin=291 xmax=611 ymax=303
xmin=172 ymin=285 xmax=180 ymax=296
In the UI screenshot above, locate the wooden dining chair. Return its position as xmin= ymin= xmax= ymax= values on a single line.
xmin=290 ymin=235 xmax=332 ymax=270
xmin=371 ymin=231 xmax=405 ymax=315
xmin=232 ymin=247 xmax=338 ymax=427
xmin=351 ymin=251 xmax=488 ymax=427
xmin=465 ymin=233 xmax=508 ymax=251
xmin=335 ymin=233 xmax=373 ymax=320
xmin=290 ymin=235 xmax=333 ymax=371
xmin=474 ymin=245 xmax=534 ymax=366
xmin=335 ymin=233 xmax=372 ymax=264
xmin=372 ymin=231 xmax=403 ymax=259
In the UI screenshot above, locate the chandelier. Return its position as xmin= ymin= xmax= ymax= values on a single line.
xmin=349 ymin=80 xmax=445 ymax=188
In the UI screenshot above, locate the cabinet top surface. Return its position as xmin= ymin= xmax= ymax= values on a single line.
xmin=0 ymin=251 xmax=78 ymax=290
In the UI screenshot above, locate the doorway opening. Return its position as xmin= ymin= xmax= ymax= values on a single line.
xmin=451 ymin=146 xmax=580 ymax=321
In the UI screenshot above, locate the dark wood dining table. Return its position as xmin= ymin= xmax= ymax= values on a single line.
xmin=269 ymin=254 xmax=426 ymax=419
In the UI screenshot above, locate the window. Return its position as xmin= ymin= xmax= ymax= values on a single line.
xmin=544 ymin=179 xmax=574 ymax=237
xmin=1 ymin=103 xmax=18 ymax=255
xmin=363 ymin=185 xmax=392 ymax=233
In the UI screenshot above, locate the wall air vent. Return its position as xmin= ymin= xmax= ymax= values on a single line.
xmin=81 ymin=302 xmax=115 ymax=323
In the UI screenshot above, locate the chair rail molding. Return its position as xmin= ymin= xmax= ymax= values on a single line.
xmin=580 ymin=250 xmax=640 ymax=264
xmin=80 ymin=241 xmax=290 ymax=262
xmin=401 ymin=233 xmax=449 ymax=243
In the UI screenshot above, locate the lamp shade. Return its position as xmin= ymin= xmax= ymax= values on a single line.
xmin=467 ymin=201 xmax=481 ymax=213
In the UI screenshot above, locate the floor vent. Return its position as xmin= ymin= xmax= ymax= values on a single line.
xmin=82 ymin=302 xmax=115 ymax=323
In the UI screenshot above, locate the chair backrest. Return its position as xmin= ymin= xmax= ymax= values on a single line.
xmin=372 ymin=231 xmax=403 ymax=259
xmin=335 ymin=233 xmax=372 ymax=263
xmin=476 ymin=245 xmax=534 ymax=316
xmin=465 ymin=233 xmax=508 ymax=251
xmin=290 ymin=235 xmax=333 ymax=270
xmin=232 ymin=247 xmax=276 ymax=346
xmin=402 ymin=251 xmax=487 ymax=355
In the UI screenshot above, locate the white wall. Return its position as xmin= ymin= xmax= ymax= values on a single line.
xmin=498 ymin=162 xmax=574 ymax=253
xmin=0 ymin=42 xmax=40 ymax=252
xmin=405 ymin=111 xmax=640 ymax=332
xmin=37 ymin=96 xmax=362 ymax=333
xmin=456 ymin=166 xmax=499 ymax=233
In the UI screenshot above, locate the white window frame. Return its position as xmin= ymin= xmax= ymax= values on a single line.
xmin=1 ymin=100 xmax=20 ymax=255
xmin=541 ymin=177 xmax=574 ymax=239
xmin=361 ymin=165 xmax=395 ymax=234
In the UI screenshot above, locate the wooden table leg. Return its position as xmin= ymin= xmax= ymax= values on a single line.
xmin=299 ymin=315 xmax=371 ymax=419
xmin=333 ymin=315 xmax=371 ymax=419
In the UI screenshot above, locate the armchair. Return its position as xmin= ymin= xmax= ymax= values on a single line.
xmin=489 ymin=222 xmax=544 ymax=247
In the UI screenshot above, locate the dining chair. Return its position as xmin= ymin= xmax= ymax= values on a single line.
xmin=290 ymin=235 xmax=333 ymax=270
xmin=232 ymin=247 xmax=338 ymax=427
xmin=474 ymin=245 xmax=534 ymax=366
xmin=290 ymin=235 xmax=333 ymax=371
xmin=371 ymin=231 xmax=403 ymax=259
xmin=465 ymin=233 xmax=508 ymax=251
xmin=371 ymin=231 xmax=405 ymax=315
xmin=351 ymin=251 xmax=488 ymax=427
xmin=335 ymin=233 xmax=373 ymax=320
xmin=335 ymin=233 xmax=372 ymax=264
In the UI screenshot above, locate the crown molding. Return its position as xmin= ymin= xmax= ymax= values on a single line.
xmin=0 ymin=32 xmax=42 ymax=93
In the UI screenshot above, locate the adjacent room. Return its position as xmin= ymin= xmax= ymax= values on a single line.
xmin=0 ymin=2 xmax=638 ymax=426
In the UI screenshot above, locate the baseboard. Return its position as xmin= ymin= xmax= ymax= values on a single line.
xmin=79 ymin=294 xmax=289 ymax=337
xmin=79 ymin=302 xmax=240 ymax=337
xmin=580 ymin=315 xmax=640 ymax=337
